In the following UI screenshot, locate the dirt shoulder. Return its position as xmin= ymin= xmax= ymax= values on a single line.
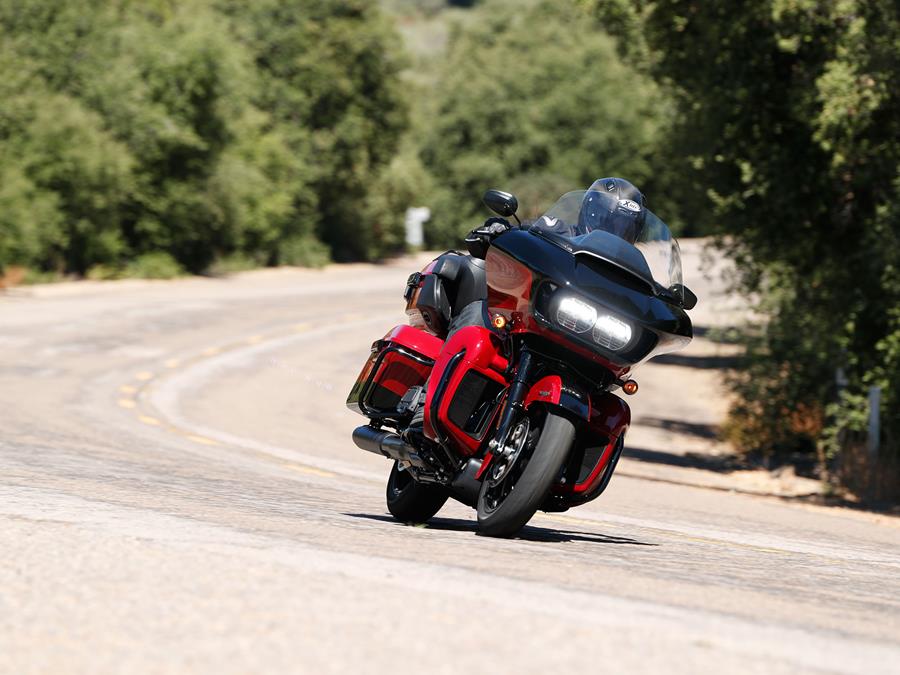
xmin=619 ymin=239 xmax=833 ymax=502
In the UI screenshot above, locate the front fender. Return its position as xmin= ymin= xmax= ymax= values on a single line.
xmin=524 ymin=375 xmax=630 ymax=504
xmin=476 ymin=374 xmax=630 ymax=485
xmin=524 ymin=374 xmax=630 ymax=442
xmin=524 ymin=374 xmax=590 ymax=421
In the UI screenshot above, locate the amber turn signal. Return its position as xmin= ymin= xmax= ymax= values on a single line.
xmin=622 ymin=380 xmax=639 ymax=395
xmin=492 ymin=314 xmax=507 ymax=329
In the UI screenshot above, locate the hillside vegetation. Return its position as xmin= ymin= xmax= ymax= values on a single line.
xmin=0 ymin=0 xmax=408 ymax=277
xmin=588 ymin=0 xmax=899 ymax=499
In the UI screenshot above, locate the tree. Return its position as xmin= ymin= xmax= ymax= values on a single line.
xmin=0 ymin=0 xmax=410 ymax=275
xmin=591 ymin=0 xmax=900 ymax=493
xmin=218 ymin=0 xmax=410 ymax=261
xmin=417 ymin=0 xmax=676 ymax=246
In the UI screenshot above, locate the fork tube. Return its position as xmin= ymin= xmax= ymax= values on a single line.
xmin=492 ymin=350 xmax=533 ymax=447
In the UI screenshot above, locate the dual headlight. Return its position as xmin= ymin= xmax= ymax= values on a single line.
xmin=555 ymin=296 xmax=633 ymax=351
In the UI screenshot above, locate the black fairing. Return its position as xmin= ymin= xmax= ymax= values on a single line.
xmin=545 ymin=229 xmax=656 ymax=293
xmin=490 ymin=229 xmax=692 ymax=366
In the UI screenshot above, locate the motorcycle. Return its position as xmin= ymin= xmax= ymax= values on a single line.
xmin=347 ymin=188 xmax=696 ymax=537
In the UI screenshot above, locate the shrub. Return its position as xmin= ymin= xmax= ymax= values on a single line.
xmin=125 ymin=252 xmax=184 ymax=279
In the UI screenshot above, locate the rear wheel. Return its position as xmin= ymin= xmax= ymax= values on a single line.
xmin=385 ymin=461 xmax=449 ymax=524
xmin=477 ymin=411 xmax=575 ymax=537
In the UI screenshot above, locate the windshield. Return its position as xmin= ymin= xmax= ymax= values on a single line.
xmin=530 ymin=190 xmax=684 ymax=298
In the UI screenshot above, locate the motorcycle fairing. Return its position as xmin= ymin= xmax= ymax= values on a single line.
xmin=524 ymin=374 xmax=591 ymax=419
xmin=488 ymin=229 xmax=692 ymax=371
xmin=474 ymin=373 xmax=629 ymax=501
xmin=424 ymin=325 xmax=509 ymax=455
xmin=525 ymin=374 xmax=630 ymax=498
xmin=570 ymin=391 xmax=630 ymax=496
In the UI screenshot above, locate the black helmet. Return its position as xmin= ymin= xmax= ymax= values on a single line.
xmin=577 ymin=177 xmax=646 ymax=243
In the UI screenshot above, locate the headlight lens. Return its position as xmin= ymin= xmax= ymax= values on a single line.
xmin=556 ymin=297 xmax=597 ymax=333
xmin=552 ymin=293 xmax=633 ymax=351
xmin=593 ymin=314 xmax=632 ymax=350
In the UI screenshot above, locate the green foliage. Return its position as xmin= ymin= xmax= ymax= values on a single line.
xmin=417 ymin=0 xmax=677 ymax=246
xmin=277 ymin=235 xmax=332 ymax=269
xmin=365 ymin=152 xmax=436 ymax=253
xmin=0 ymin=0 xmax=409 ymax=275
xmin=219 ymin=0 xmax=409 ymax=261
xmin=593 ymin=0 xmax=900 ymax=479
xmin=125 ymin=252 xmax=185 ymax=279
xmin=205 ymin=253 xmax=263 ymax=277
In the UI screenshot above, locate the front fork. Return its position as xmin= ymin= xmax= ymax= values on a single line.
xmin=481 ymin=350 xmax=533 ymax=474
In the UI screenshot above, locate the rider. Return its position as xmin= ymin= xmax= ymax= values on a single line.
xmin=406 ymin=177 xmax=646 ymax=441
xmin=533 ymin=176 xmax=646 ymax=242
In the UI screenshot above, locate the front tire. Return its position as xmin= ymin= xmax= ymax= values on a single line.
xmin=386 ymin=461 xmax=449 ymax=524
xmin=477 ymin=411 xmax=575 ymax=537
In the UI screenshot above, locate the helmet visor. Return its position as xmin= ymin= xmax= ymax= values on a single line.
xmin=577 ymin=190 xmax=643 ymax=243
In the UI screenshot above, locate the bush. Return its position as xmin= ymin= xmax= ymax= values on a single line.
xmin=0 ymin=0 xmax=409 ymax=276
xmin=417 ymin=0 xmax=674 ymax=246
xmin=277 ymin=236 xmax=331 ymax=269
xmin=125 ymin=252 xmax=184 ymax=279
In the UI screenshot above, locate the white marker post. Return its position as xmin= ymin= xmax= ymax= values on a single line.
xmin=404 ymin=206 xmax=430 ymax=249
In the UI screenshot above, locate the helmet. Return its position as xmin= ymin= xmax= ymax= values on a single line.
xmin=577 ymin=177 xmax=646 ymax=243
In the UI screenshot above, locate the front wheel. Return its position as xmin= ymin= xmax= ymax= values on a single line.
xmin=477 ymin=411 xmax=575 ymax=537
xmin=386 ymin=461 xmax=449 ymax=524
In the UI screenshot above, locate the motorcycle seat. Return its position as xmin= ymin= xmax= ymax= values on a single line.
xmin=431 ymin=252 xmax=487 ymax=317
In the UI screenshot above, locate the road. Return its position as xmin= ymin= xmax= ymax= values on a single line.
xmin=2 ymin=242 xmax=899 ymax=674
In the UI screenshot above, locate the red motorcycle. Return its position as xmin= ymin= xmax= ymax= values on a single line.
xmin=348 ymin=187 xmax=696 ymax=537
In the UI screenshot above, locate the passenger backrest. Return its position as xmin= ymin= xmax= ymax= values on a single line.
xmin=432 ymin=252 xmax=487 ymax=316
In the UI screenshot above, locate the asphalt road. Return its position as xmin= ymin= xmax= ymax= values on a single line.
xmin=2 ymin=243 xmax=899 ymax=674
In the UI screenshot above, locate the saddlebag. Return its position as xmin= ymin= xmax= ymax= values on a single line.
xmin=346 ymin=325 xmax=442 ymax=418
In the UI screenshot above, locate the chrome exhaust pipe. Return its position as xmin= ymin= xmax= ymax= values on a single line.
xmin=352 ymin=425 xmax=426 ymax=468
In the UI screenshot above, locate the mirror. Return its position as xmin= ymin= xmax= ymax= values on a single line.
xmin=671 ymin=283 xmax=698 ymax=310
xmin=483 ymin=189 xmax=518 ymax=218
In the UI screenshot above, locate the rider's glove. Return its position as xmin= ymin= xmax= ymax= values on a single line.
xmin=465 ymin=217 xmax=511 ymax=259
xmin=479 ymin=217 xmax=512 ymax=236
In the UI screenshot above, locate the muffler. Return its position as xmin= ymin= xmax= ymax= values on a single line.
xmin=352 ymin=425 xmax=426 ymax=468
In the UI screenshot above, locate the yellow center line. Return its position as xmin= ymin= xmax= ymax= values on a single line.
xmin=185 ymin=434 xmax=219 ymax=446
xmin=286 ymin=464 xmax=336 ymax=478
xmin=119 ymin=315 xmax=373 ymax=471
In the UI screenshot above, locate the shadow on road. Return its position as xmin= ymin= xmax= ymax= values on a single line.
xmin=650 ymin=353 xmax=740 ymax=369
xmin=623 ymin=445 xmax=747 ymax=473
xmin=344 ymin=513 xmax=657 ymax=546
xmin=637 ymin=415 xmax=720 ymax=440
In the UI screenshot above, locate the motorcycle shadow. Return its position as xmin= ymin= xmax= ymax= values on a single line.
xmin=344 ymin=513 xmax=656 ymax=546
